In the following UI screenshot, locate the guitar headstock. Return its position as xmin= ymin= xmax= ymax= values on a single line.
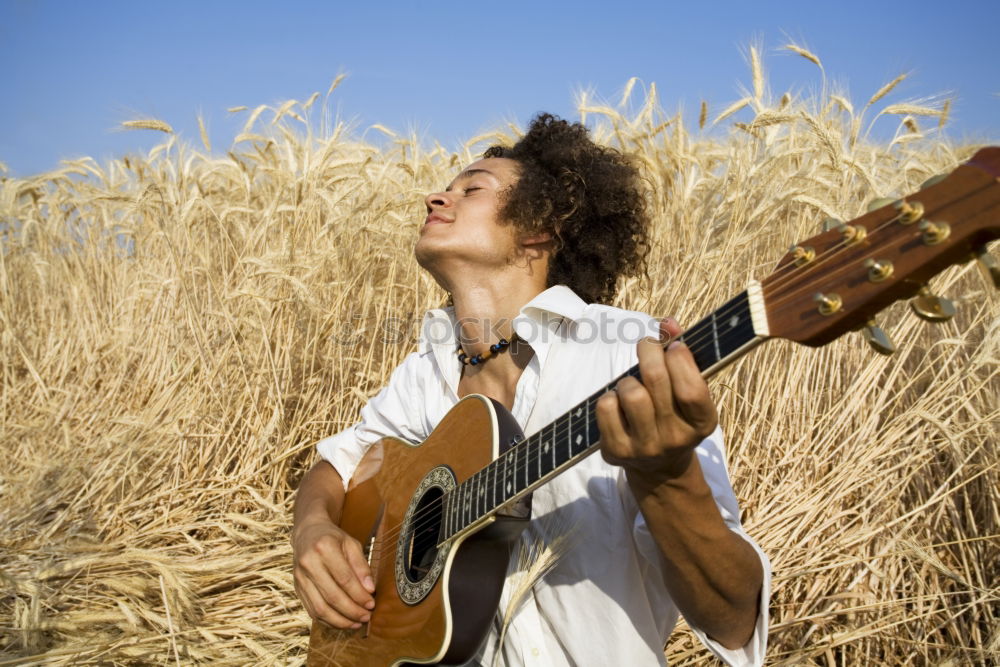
xmin=762 ymin=147 xmax=1000 ymax=348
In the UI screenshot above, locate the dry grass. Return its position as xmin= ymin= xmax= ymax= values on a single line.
xmin=1 ymin=57 xmax=997 ymax=666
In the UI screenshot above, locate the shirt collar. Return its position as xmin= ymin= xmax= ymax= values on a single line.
xmin=418 ymin=285 xmax=589 ymax=394
xmin=418 ymin=285 xmax=587 ymax=352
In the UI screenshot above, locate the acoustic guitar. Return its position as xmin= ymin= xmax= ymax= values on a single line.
xmin=307 ymin=147 xmax=1000 ymax=666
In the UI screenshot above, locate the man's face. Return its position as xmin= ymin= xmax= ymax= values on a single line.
xmin=414 ymin=157 xmax=522 ymax=276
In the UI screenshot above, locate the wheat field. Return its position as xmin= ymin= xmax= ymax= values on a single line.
xmin=1 ymin=49 xmax=997 ymax=665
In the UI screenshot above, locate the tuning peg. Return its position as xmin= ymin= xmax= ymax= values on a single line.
xmin=973 ymin=246 xmax=1000 ymax=289
xmin=920 ymin=173 xmax=948 ymax=189
xmin=910 ymin=286 xmax=956 ymax=322
xmin=822 ymin=217 xmax=842 ymax=232
xmin=867 ymin=197 xmax=896 ymax=212
xmin=862 ymin=320 xmax=895 ymax=355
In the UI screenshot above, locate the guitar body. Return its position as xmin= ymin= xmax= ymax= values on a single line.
xmin=308 ymin=395 xmax=528 ymax=667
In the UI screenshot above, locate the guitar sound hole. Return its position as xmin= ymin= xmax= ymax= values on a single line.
xmin=405 ymin=487 xmax=443 ymax=582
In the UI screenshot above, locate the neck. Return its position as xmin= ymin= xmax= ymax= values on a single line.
xmin=448 ymin=278 xmax=545 ymax=357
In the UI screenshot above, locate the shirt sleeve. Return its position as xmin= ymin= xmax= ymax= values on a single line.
xmin=630 ymin=428 xmax=771 ymax=667
xmin=315 ymin=351 xmax=430 ymax=490
xmin=615 ymin=311 xmax=771 ymax=666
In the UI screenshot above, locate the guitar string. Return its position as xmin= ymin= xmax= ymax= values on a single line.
xmin=365 ymin=239 xmax=887 ymax=558
xmin=362 ymin=290 xmax=769 ymax=552
xmin=365 ymin=389 xmax=610 ymax=559
xmin=362 ymin=194 xmax=968 ymax=559
xmin=366 ymin=303 xmax=768 ymax=557
xmin=365 ymin=230 xmax=866 ymax=555
xmin=363 ymin=301 xmax=767 ymax=553
xmin=382 ymin=171 xmax=997 ymax=574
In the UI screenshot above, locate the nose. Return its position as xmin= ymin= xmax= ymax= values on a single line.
xmin=424 ymin=190 xmax=452 ymax=212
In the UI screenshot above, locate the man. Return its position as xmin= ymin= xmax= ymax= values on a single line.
xmin=293 ymin=114 xmax=769 ymax=665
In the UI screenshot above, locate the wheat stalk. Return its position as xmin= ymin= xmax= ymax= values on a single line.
xmin=120 ymin=119 xmax=174 ymax=133
xmin=492 ymin=533 xmax=571 ymax=667
xmin=1 ymin=47 xmax=996 ymax=667
xmin=783 ymin=43 xmax=822 ymax=69
xmin=866 ymin=73 xmax=908 ymax=108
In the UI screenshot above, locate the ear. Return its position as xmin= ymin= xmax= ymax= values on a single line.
xmin=520 ymin=231 xmax=553 ymax=247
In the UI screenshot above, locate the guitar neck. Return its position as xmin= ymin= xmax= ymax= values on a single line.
xmin=441 ymin=283 xmax=769 ymax=541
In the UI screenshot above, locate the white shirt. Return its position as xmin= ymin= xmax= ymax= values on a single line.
xmin=317 ymin=285 xmax=770 ymax=666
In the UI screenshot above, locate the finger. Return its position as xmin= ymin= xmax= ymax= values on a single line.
xmin=664 ymin=341 xmax=717 ymax=435
xmin=343 ymin=537 xmax=377 ymax=599
xmin=327 ymin=551 xmax=376 ymax=616
xmin=296 ymin=571 xmax=362 ymax=629
xmin=329 ymin=537 xmax=376 ymax=608
xmin=294 ymin=574 xmax=317 ymax=620
xmin=302 ymin=549 xmax=373 ymax=621
xmin=658 ymin=317 xmax=683 ymax=342
xmin=595 ymin=390 xmax=630 ymax=460
xmin=614 ymin=374 xmax=659 ymax=452
xmin=637 ymin=336 xmax=675 ymax=425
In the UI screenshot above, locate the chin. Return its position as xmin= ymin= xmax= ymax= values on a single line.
xmin=413 ymin=240 xmax=436 ymax=269
xmin=413 ymin=242 xmax=449 ymax=285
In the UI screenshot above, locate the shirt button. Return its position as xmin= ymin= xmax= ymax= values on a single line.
xmin=531 ymin=648 xmax=540 ymax=657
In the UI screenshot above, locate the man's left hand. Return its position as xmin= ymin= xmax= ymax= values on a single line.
xmin=596 ymin=318 xmax=718 ymax=482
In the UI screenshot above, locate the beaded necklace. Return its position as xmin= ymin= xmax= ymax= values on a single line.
xmin=456 ymin=332 xmax=520 ymax=366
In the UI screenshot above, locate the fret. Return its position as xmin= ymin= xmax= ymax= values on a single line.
xmin=558 ymin=402 xmax=588 ymax=465
xmin=571 ymin=400 xmax=590 ymax=457
xmin=559 ymin=412 xmax=570 ymax=469
xmin=586 ymin=398 xmax=601 ymax=452
xmin=466 ymin=479 xmax=474 ymax=526
xmin=536 ymin=432 xmax=547 ymax=482
xmin=677 ymin=292 xmax=755 ymax=373
xmin=468 ymin=473 xmax=477 ymax=523
xmin=487 ymin=459 xmax=497 ymax=515
xmin=515 ymin=441 xmax=527 ymax=495
xmin=503 ymin=449 xmax=515 ymax=502
xmin=474 ymin=471 xmax=484 ymax=521
xmin=528 ymin=419 xmax=559 ymax=485
xmin=452 ymin=487 xmax=459 ymax=537
xmin=457 ymin=480 xmax=467 ymax=532
xmin=480 ymin=470 xmax=489 ymax=519
xmin=460 ymin=481 xmax=469 ymax=529
xmin=719 ymin=299 xmax=755 ymax=357
xmin=511 ymin=446 xmax=519 ymax=497
xmin=469 ymin=478 xmax=476 ymax=523
xmin=473 ymin=478 xmax=479 ymax=524
xmin=443 ymin=490 xmax=452 ymax=539
xmin=710 ymin=310 xmax=721 ymax=363
xmin=536 ymin=427 xmax=547 ymax=482
xmin=521 ymin=440 xmax=544 ymax=491
xmin=567 ymin=405 xmax=581 ymax=465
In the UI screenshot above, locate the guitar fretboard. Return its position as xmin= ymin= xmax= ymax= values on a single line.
xmin=441 ymin=290 xmax=759 ymax=541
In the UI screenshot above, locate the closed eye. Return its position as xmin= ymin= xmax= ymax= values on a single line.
xmin=464 ymin=187 xmax=482 ymax=195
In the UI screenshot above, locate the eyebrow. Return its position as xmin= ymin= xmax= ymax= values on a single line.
xmin=445 ymin=168 xmax=497 ymax=191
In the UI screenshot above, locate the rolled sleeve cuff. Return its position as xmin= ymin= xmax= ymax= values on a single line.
xmin=691 ymin=531 xmax=771 ymax=667
xmin=316 ymin=425 xmax=365 ymax=492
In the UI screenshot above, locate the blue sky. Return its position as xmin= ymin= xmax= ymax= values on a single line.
xmin=2 ymin=0 xmax=997 ymax=177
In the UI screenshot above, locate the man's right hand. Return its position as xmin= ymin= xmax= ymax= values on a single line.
xmin=292 ymin=462 xmax=376 ymax=629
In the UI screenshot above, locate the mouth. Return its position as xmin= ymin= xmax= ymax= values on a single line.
xmin=423 ymin=213 xmax=452 ymax=227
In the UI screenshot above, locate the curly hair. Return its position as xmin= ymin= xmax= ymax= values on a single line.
xmin=484 ymin=113 xmax=650 ymax=304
